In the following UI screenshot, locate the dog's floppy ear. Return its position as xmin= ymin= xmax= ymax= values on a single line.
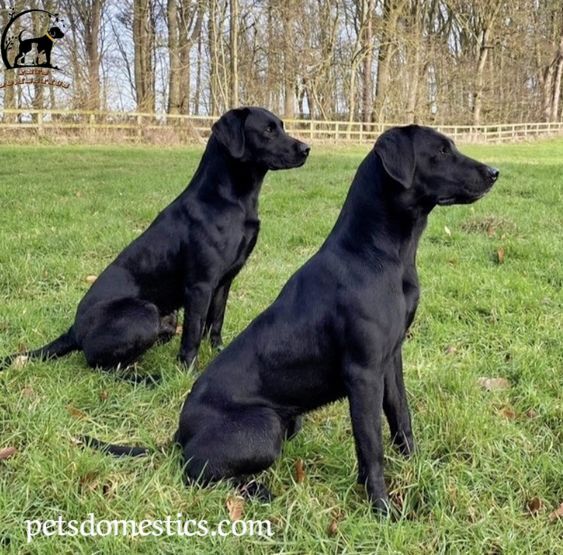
xmin=212 ymin=108 xmax=250 ymax=159
xmin=374 ymin=126 xmax=416 ymax=189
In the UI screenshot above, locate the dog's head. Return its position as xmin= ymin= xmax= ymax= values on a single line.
xmin=212 ymin=107 xmax=310 ymax=170
xmin=48 ymin=26 xmax=64 ymax=39
xmin=374 ymin=125 xmax=499 ymax=207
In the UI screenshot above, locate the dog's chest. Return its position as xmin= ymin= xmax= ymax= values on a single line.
xmin=401 ymin=272 xmax=420 ymax=330
xmin=227 ymin=218 xmax=260 ymax=273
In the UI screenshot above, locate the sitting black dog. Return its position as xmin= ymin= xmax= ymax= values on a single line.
xmin=81 ymin=126 xmax=498 ymax=513
xmin=15 ymin=26 xmax=64 ymax=68
xmin=1 ymin=107 xmax=310 ymax=373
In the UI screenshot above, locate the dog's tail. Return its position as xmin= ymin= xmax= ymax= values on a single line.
xmin=0 ymin=328 xmax=78 ymax=371
xmin=79 ymin=435 xmax=151 ymax=457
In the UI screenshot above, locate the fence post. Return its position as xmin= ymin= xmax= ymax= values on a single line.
xmin=37 ymin=111 xmax=43 ymax=138
xmin=137 ymin=114 xmax=143 ymax=141
xmin=309 ymin=119 xmax=314 ymax=141
xmin=89 ymin=113 xmax=95 ymax=140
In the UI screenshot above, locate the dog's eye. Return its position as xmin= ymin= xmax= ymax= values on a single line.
xmin=439 ymin=146 xmax=449 ymax=156
xmin=265 ymin=125 xmax=274 ymax=134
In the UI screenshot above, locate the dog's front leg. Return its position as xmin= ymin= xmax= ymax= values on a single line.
xmin=203 ymin=279 xmax=233 ymax=350
xmin=344 ymin=357 xmax=389 ymax=514
xmin=178 ymin=283 xmax=214 ymax=367
xmin=383 ymin=350 xmax=415 ymax=457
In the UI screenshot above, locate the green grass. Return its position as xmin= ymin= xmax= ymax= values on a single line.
xmin=0 ymin=140 xmax=562 ymax=554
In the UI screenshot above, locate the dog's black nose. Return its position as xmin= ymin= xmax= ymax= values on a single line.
xmin=488 ymin=167 xmax=500 ymax=181
xmin=299 ymin=143 xmax=311 ymax=157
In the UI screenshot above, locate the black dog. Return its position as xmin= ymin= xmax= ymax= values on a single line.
xmin=81 ymin=126 xmax=498 ymax=512
xmin=15 ymin=26 xmax=64 ymax=68
xmin=1 ymin=107 xmax=310 ymax=373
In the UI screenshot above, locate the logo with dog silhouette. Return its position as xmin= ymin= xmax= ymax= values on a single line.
xmin=1 ymin=8 xmax=65 ymax=70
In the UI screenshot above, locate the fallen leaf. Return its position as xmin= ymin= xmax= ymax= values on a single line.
xmin=548 ymin=502 xmax=563 ymax=522
xmin=294 ymin=459 xmax=306 ymax=484
xmin=175 ymin=325 xmax=183 ymax=335
xmin=496 ymin=247 xmax=505 ymax=264
xmin=527 ymin=496 xmax=543 ymax=516
xmin=444 ymin=345 xmax=457 ymax=355
xmin=499 ymin=406 xmax=517 ymax=420
xmin=21 ymin=387 xmax=34 ymax=398
xmin=327 ymin=509 xmax=344 ymax=537
xmin=85 ymin=275 xmax=97 ymax=284
xmin=13 ymin=355 xmax=29 ymax=369
xmin=477 ymin=377 xmax=511 ymax=391
xmin=226 ymin=495 xmax=244 ymax=521
xmin=0 ymin=447 xmax=17 ymax=460
xmin=444 ymin=225 xmax=452 ymax=237
xmin=327 ymin=519 xmax=338 ymax=537
xmin=67 ymin=406 xmax=87 ymax=420
xmin=525 ymin=408 xmax=538 ymax=419
xmin=389 ymin=489 xmax=405 ymax=511
xmin=99 ymin=390 xmax=109 ymax=402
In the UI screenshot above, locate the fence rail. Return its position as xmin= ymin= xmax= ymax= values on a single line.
xmin=1 ymin=108 xmax=563 ymax=144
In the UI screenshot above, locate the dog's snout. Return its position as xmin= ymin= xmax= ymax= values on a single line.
xmin=298 ymin=143 xmax=311 ymax=157
xmin=488 ymin=167 xmax=500 ymax=182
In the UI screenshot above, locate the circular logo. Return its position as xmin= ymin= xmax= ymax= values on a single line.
xmin=1 ymin=9 xmax=65 ymax=70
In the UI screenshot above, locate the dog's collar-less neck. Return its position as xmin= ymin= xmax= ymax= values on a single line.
xmin=332 ymin=154 xmax=429 ymax=261
xmin=207 ymin=137 xmax=266 ymax=195
xmin=45 ymin=32 xmax=56 ymax=42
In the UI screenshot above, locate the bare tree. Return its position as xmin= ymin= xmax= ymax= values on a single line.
xmin=167 ymin=0 xmax=204 ymax=114
xmin=229 ymin=0 xmax=238 ymax=107
xmin=133 ymin=0 xmax=155 ymax=112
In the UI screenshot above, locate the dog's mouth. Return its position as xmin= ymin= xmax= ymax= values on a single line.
xmin=437 ymin=196 xmax=456 ymax=206
xmin=437 ymin=184 xmax=493 ymax=206
xmin=269 ymin=156 xmax=308 ymax=170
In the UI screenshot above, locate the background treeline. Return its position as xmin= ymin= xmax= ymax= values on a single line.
xmin=1 ymin=0 xmax=562 ymax=125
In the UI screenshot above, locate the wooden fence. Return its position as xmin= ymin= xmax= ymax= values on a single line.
xmin=1 ymin=108 xmax=563 ymax=144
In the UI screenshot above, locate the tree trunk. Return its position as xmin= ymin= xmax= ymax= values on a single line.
xmin=31 ymin=8 xmax=44 ymax=117
xmin=84 ymin=0 xmax=103 ymax=111
xmin=551 ymin=51 xmax=563 ymax=121
xmin=361 ymin=0 xmax=374 ymax=123
xmin=133 ymin=0 xmax=155 ymax=112
xmin=472 ymin=26 xmax=491 ymax=126
xmin=229 ymin=0 xmax=239 ymax=107
xmin=406 ymin=1 xmax=423 ymax=123
xmin=194 ymin=22 xmax=203 ymax=115
xmin=167 ymin=0 xmax=181 ymax=114
xmin=282 ymin=0 xmax=295 ymax=118
xmin=0 ymin=0 xmax=19 ymax=119
xmin=549 ymin=37 xmax=563 ymax=121
xmin=208 ymin=0 xmax=220 ymax=114
xmin=374 ymin=0 xmax=405 ymax=123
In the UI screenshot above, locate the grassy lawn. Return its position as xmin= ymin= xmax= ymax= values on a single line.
xmin=0 ymin=139 xmax=561 ymax=553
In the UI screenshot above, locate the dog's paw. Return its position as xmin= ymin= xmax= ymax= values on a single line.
xmin=394 ymin=431 xmax=416 ymax=458
xmin=237 ymin=481 xmax=274 ymax=503
xmin=371 ymin=496 xmax=391 ymax=517
xmin=210 ymin=334 xmax=224 ymax=351
xmin=177 ymin=350 xmax=197 ymax=369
